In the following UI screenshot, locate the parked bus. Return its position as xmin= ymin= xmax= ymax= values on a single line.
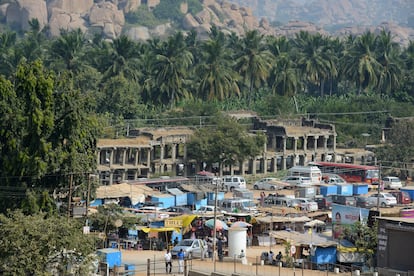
xmin=309 ymin=162 xmax=380 ymax=184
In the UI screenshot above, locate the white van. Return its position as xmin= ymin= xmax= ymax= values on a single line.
xmin=222 ymin=176 xmax=246 ymax=191
xmin=287 ymin=166 xmax=322 ymax=185
xmin=219 ymin=198 xmax=257 ymax=214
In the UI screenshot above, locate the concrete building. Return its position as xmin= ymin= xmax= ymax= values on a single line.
xmin=96 ymin=117 xmax=372 ymax=185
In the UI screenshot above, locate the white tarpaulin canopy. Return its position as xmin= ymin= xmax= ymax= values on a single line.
xmin=270 ymin=230 xmax=337 ymax=247
xmin=96 ymin=183 xmax=154 ymax=205
xmin=304 ymin=219 xmax=326 ymax=228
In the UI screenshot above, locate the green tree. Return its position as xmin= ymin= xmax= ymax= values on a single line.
xmin=292 ymin=31 xmax=331 ymax=96
xmin=187 ymin=115 xmax=265 ymax=174
xmin=0 ymin=210 xmax=97 ymax=275
xmin=99 ymin=75 xmax=143 ymax=119
xmin=234 ymin=30 xmax=273 ymax=104
xmin=375 ymin=29 xmax=402 ymax=96
xmin=196 ymin=30 xmax=240 ymax=100
xmin=374 ymin=119 xmax=414 ymax=178
xmin=14 ymin=60 xmax=54 ymax=183
xmin=266 ymin=36 xmax=300 ymax=97
xmin=150 ymin=32 xmax=193 ymax=107
xmin=104 ymin=35 xmax=140 ymax=81
xmin=49 ymin=28 xmax=86 ymax=73
xmin=342 ymin=31 xmax=382 ymax=94
xmin=341 ymin=221 xmax=378 ymax=268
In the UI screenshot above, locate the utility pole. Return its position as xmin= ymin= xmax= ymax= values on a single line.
xmin=68 ymin=173 xmax=73 ymax=219
xmin=213 ymin=181 xmax=218 ymax=271
xmin=376 ymin=162 xmax=382 ymax=210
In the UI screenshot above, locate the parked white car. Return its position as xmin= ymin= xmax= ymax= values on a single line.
xmin=171 ymin=239 xmax=206 ymax=259
xmin=291 ymin=198 xmax=319 ymax=212
xmin=282 ymin=176 xmax=312 ymax=188
xmin=382 ymin=176 xmax=402 ymax=189
xmin=221 ymin=176 xmax=246 ymax=191
xmin=253 ymin=178 xmax=288 ymax=190
xmin=367 ymin=192 xmax=397 ymax=207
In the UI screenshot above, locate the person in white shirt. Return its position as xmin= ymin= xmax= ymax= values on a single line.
xmin=164 ymin=249 xmax=172 ymax=274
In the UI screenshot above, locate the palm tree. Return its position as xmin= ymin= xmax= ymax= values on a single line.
xmin=49 ymin=28 xmax=86 ymax=73
xmin=150 ymin=32 xmax=193 ymax=107
xmin=104 ymin=35 xmax=141 ymax=81
xmin=375 ymin=29 xmax=402 ymax=95
xmin=323 ymin=37 xmax=341 ymax=96
xmin=196 ymin=32 xmax=240 ymax=101
xmin=341 ymin=31 xmax=382 ymax=94
xmin=291 ymin=31 xmax=331 ymax=96
xmin=16 ymin=19 xmax=47 ymax=63
xmin=0 ymin=31 xmax=17 ymax=77
xmin=266 ymin=36 xmax=301 ymax=97
xmin=234 ymin=30 xmax=273 ymax=105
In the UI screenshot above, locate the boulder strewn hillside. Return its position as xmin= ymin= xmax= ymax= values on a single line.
xmin=0 ymin=0 xmax=266 ymax=39
xmin=0 ymin=0 xmax=412 ymax=46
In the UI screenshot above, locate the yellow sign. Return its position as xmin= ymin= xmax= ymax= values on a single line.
xmin=165 ymin=219 xmax=183 ymax=228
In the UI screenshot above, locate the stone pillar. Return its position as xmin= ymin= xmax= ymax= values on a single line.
xmin=121 ymin=169 xmax=126 ymax=181
xmin=160 ymin=145 xmax=165 ymax=173
xmin=147 ymin=148 xmax=151 ymax=167
xmin=282 ymin=156 xmax=287 ymax=170
xmin=109 ymin=170 xmax=114 ymax=185
xmin=303 ymin=136 xmax=307 ymax=151
xmin=283 ymin=137 xmax=287 ymax=152
xmin=271 ymin=134 xmax=276 ymax=150
xmin=314 ymin=136 xmax=319 ymax=152
xmin=172 ymin=144 xmax=177 ymax=162
xmin=134 ymin=148 xmax=139 ymax=166
xmin=273 ymin=157 xmax=278 ymax=173
xmin=324 ymin=136 xmax=328 ymax=151
xmin=97 ymin=150 xmax=101 ymax=166
xmin=263 ymin=157 xmax=267 ymax=174
xmin=122 ymin=148 xmax=127 ymax=165
xmin=109 ymin=149 xmax=114 ymax=166
xmin=293 ymin=137 xmax=298 ymax=153
xmin=240 ymin=160 xmax=245 ymax=175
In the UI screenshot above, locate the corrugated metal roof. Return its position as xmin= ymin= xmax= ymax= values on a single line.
xmin=167 ymin=188 xmax=185 ymax=195
xmin=270 ymin=230 xmax=337 ymax=247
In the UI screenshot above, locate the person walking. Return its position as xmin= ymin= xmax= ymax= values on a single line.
xmin=164 ymin=249 xmax=172 ymax=274
xmin=177 ymin=249 xmax=185 ymax=274
xmin=217 ymin=236 xmax=223 ymax=262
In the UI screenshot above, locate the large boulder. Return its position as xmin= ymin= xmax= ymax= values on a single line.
xmin=47 ymin=0 xmax=93 ymax=15
xmin=89 ymin=2 xmax=125 ymax=38
xmin=6 ymin=0 xmax=47 ymax=31
xmin=48 ymin=8 xmax=87 ymax=36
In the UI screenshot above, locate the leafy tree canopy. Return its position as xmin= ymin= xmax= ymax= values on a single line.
xmin=0 ymin=210 xmax=97 ymax=275
xmin=187 ymin=114 xmax=265 ymax=170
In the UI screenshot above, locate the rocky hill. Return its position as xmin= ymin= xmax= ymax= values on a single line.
xmin=0 ymin=0 xmax=412 ymax=46
xmin=229 ymin=0 xmax=414 ymax=46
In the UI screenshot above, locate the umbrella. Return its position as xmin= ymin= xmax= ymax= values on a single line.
xmin=304 ymin=219 xmax=326 ymax=228
xmin=205 ymin=218 xmax=229 ymax=231
xmin=231 ymin=221 xmax=252 ymax=228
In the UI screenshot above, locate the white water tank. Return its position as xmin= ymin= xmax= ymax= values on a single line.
xmin=228 ymin=227 xmax=247 ymax=258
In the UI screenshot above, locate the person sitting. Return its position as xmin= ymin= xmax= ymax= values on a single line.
xmin=275 ymin=251 xmax=283 ymax=266
xmin=268 ymin=250 xmax=274 ymax=265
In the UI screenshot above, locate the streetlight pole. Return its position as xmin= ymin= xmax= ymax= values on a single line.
xmin=377 ymin=162 xmax=382 ymax=209
xmin=213 ymin=180 xmax=218 ymax=271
